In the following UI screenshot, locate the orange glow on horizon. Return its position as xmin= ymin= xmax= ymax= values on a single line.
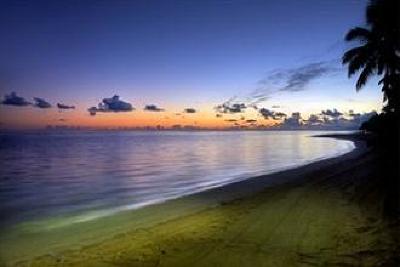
xmin=0 ymin=105 xmax=278 ymax=129
xmin=0 ymin=99 xmax=380 ymax=130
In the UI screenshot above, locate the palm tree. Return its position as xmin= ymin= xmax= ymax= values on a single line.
xmin=342 ymin=0 xmax=400 ymax=114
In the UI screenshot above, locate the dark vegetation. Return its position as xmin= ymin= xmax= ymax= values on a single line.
xmin=343 ymin=0 xmax=399 ymax=216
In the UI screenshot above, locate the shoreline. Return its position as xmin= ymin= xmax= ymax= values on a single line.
xmin=5 ymin=135 xmax=355 ymax=230
xmin=0 ymin=134 xmax=357 ymax=231
xmin=1 ymin=134 xmax=364 ymax=264
xmin=4 ymin=134 xmax=397 ymax=266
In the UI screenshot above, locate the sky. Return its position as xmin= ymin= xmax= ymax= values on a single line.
xmin=0 ymin=0 xmax=382 ymax=129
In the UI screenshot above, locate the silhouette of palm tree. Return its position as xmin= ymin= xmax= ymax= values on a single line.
xmin=342 ymin=0 xmax=399 ymax=113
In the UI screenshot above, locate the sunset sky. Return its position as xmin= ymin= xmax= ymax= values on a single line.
xmin=0 ymin=0 xmax=381 ymax=129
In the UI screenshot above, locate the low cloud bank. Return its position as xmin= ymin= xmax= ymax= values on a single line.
xmin=224 ymin=107 xmax=376 ymax=131
xmin=277 ymin=110 xmax=377 ymax=130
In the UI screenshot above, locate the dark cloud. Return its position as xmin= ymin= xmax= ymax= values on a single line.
xmin=311 ymin=110 xmax=376 ymax=130
xmin=224 ymin=119 xmax=237 ymax=122
xmin=245 ymin=119 xmax=257 ymax=123
xmin=306 ymin=114 xmax=323 ymax=124
xmin=215 ymin=100 xmax=247 ymax=114
xmin=274 ymin=110 xmax=376 ymax=130
xmin=218 ymin=61 xmax=335 ymax=115
xmin=33 ymin=97 xmax=52 ymax=108
xmin=216 ymin=114 xmax=223 ymax=118
xmin=321 ymin=108 xmax=343 ymax=119
xmin=57 ymin=103 xmax=75 ymax=109
xmin=273 ymin=112 xmax=287 ymax=120
xmin=87 ymin=108 xmax=97 ymax=116
xmin=258 ymin=108 xmax=286 ymax=120
xmin=88 ymin=95 xmax=134 ymax=115
xmin=1 ymin=92 xmax=31 ymax=106
xmin=144 ymin=104 xmax=165 ymax=112
xmin=281 ymin=112 xmax=302 ymax=128
xmin=183 ymin=108 xmax=196 ymax=113
xmin=259 ymin=108 xmax=275 ymax=119
xmin=281 ymin=62 xmax=333 ymax=92
xmin=347 ymin=111 xmax=377 ymax=124
xmin=249 ymin=61 xmax=336 ymax=105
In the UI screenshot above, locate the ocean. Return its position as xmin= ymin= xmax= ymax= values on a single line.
xmin=0 ymin=130 xmax=355 ymax=228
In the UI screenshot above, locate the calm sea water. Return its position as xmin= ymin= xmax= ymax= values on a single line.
xmin=0 ymin=130 xmax=355 ymax=227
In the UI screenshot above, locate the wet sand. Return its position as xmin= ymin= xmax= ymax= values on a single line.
xmin=7 ymin=135 xmax=400 ymax=266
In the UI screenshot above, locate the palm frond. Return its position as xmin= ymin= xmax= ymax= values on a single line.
xmin=342 ymin=45 xmax=369 ymax=64
xmin=345 ymin=27 xmax=371 ymax=42
xmin=347 ymin=53 xmax=371 ymax=78
xmin=356 ymin=62 xmax=375 ymax=91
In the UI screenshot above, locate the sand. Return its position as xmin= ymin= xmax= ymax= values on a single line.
xmin=4 ymin=135 xmax=399 ymax=266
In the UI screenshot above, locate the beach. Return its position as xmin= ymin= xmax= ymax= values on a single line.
xmin=2 ymin=0 xmax=398 ymax=265
xmin=4 ymin=135 xmax=399 ymax=266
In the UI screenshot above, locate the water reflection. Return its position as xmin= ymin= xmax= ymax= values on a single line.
xmin=0 ymin=131 xmax=354 ymax=226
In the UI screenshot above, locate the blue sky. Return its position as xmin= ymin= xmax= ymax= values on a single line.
xmin=0 ymin=0 xmax=381 ymax=128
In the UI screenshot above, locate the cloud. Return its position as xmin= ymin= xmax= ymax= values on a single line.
xmin=258 ymin=108 xmax=287 ymax=120
xmin=247 ymin=95 xmax=270 ymax=109
xmin=144 ymin=104 xmax=165 ymax=112
xmin=88 ymin=95 xmax=134 ymax=115
xmin=217 ymin=61 xmax=336 ymax=115
xmin=321 ymin=108 xmax=343 ymax=119
xmin=1 ymin=92 xmax=31 ymax=106
xmin=259 ymin=108 xmax=275 ymax=119
xmin=274 ymin=109 xmax=377 ymax=130
xmin=281 ymin=112 xmax=302 ymax=128
xmin=33 ymin=97 xmax=52 ymax=108
xmin=224 ymin=119 xmax=238 ymax=122
xmin=183 ymin=108 xmax=196 ymax=113
xmin=57 ymin=103 xmax=75 ymax=109
xmin=305 ymin=114 xmax=323 ymax=125
xmin=249 ymin=61 xmax=336 ymax=105
xmin=280 ymin=62 xmax=333 ymax=92
xmin=347 ymin=111 xmax=377 ymax=124
xmin=245 ymin=119 xmax=257 ymax=123
xmin=273 ymin=112 xmax=287 ymax=120
xmin=216 ymin=114 xmax=223 ymax=118
xmin=215 ymin=98 xmax=247 ymax=114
